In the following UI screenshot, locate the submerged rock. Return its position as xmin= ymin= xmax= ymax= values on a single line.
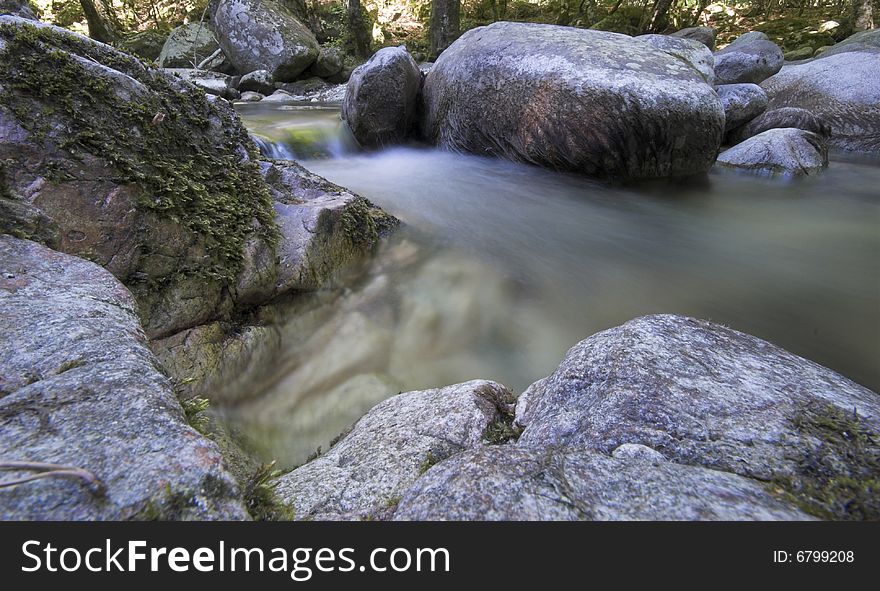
xmin=420 ymin=22 xmax=724 ymax=180
xmin=157 ymin=22 xmax=220 ymax=68
xmin=670 ymin=26 xmax=716 ymax=50
xmin=274 ymin=381 xmax=516 ymax=519
xmin=761 ymin=50 xmax=880 ymax=153
xmin=394 ymin=447 xmax=812 ymax=521
xmin=715 ymin=128 xmax=828 ymax=175
xmin=716 ymin=83 xmax=768 ymax=133
xmin=342 ymin=46 xmax=421 ymax=148
xmin=213 ymin=0 xmax=319 ymax=81
xmin=714 ymin=31 xmax=784 ymax=85
xmin=0 ymin=236 xmax=248 ymax=520
xmin=727 ymin=107 xmax=829 ymax=145
xmin=0 ymin=17 xmax=276 ymax=338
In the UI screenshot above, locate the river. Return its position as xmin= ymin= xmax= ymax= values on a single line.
xmin=228 ymin=101 xmax=880 ymax=468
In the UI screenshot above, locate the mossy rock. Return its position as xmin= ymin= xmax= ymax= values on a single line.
xmin=0 ymin=17 xmax=277 ymax=337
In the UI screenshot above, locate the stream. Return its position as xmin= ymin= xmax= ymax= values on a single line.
xmin=229 ymin=100 xmax=880 ymax=468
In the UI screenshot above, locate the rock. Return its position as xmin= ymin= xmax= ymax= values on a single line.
xmin=310 ymin=45 xmax=343 ymax=78
xmin=515 ymin=314 xmax=879 ymax=520
xmin=157 ymin=22 xmax=220 ymax=68
xmin=213 ymin=0 xmax=319 ymax=82
xmin=761 ymin=50 xmax=880 ymax=152
xmin=421 ymin=22 xmax=724 ymax=180
xmin=637 ymin=34 xmax=715 ymax=84
xmin=262 ymin=89 xmax=296 ymax=102
xmin=669 ymin=26 xmax=716 ymax=50
xmin=393 ymin=447 xmax=813 ymax=521
xmin=238 ymin=69 xmax=275 ymax=95
xmin=814 ymin=29 xmax=880 ymax=60
xmin=164 ymin=68 xmax=239 ymax=100
xmin=118 ymin=29 xmax=167 ymax=62
xmin=342 ymin=46 xmax=421 ymax=148
xmin=277 ymin=76 xmax=330 ymax=96
xmin=611 ymin=443 xmax=666 ymax=463
xmin=714 ymin=31 xmax=784 ymax=85
xmin=197 ymin=47 xmax=237 ymax=75
xmin=0 ymin=236 xmax=248 ymax=520
xmin=0 ymin=0 xmax=36 ymax=20
xmin=727 ymin=107 xmax=829 ymax=145
xmin=784 ymin=46 xmax=814 ymax=61
xmin=239 ymin=90 xmax=264 ymax=102
xmin=274 ymin=381 xmax=516 ymax=519
xmin=716 ymin=128 xmax=827 ymax=175
xmin=418 ymin=61 xmax=434 ymax=73
xmin=260 ymin=159 xmax=397 ymax=293
xmin=716 ymin=83 xmax=768 ymax=133
xmin=0 ymin=17 xmax=277 ymax=338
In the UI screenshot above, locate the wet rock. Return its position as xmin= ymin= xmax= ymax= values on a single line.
xmin=515 ymin=314 xmax=879 ymax=517
xmin=262 ymin=89 xmax=296 ymax=102
xmin=0 ymin=236 xmax=248 ymax=520
xmin=274 ymin=381 xmax=515 ymax=519
xmin=213 ymin=0 xmax=319 ymax=81
xmin=714 ymin=31 xmax=784 ymax=85
xmin=637 ymin=34 xmax=715 ymax=84
xmin=727 ymin=107 xmax=829 ymax=145
xmin=716 ymin=83 xmax=768 ymax=133
xmin=670 ymin=26 xmax=716 ymax=50
xmin=238 ymin=69 xmax=275 ymax=95
xmin=421 ymin=22 xmax=724 ymax=180
xmin=158 ymin=22 xmax=219 ymax=68
xmin=164 ymin=68 xmax=239 ymax=99
xmin=715 ymin=128 xmax=828 ymax=175
xmin=342 ymin=46 xmax=421 ymax=148
xmin=393 ymin=447 xmax=813 ymax=521
xmin=761 ymin=50 xmax=880 ymax=153
xmin=239 ymin=90 xmax=264 ymax=102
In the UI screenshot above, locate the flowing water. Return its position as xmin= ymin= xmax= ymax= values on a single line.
xmin=231 ymin=101 xmax=880 ymax=468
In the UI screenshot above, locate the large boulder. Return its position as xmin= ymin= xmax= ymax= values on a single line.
xmin=0 ymin=17 xmax=277 ymax=339
xmin=213 ymin=0 xmax=319 ymax=81
xmin=714 ymin=31 xmax=784 ymax=85
xmin=761 ymin=50 xmax=880 ymax=153
xmin=342 ymin=46 xmax=421 ymax=148
xmin=716 ymin=83 xmax=768 ymax=133
xmin=0 ymin=236 xmax=248 ymax=520
xmin=515 ymin=314 xmax=878 ymax=520
xmin=0 ymin=0 xmax=36 ymax=20
xmin=727 ymin=107 xmax=829 ymax=145
xmin=814 ymin=29 xmax=880 ymax=60
xmin=670 ymin=26 xmax=716 ymax=50
xmin=715 ymin=128 xmax=828 ymax=176
xmin=157 ymin=22 xmax=220 ymax=68
xmin=394 ymin=447 xmax=812 ymax=521
xmin=420 ymin=22 xmax=725 ymax=181
xmin=274 ymin=381 xmax=516 ymax=520
xmin=637 ymin=34 xmax=715 ymax=84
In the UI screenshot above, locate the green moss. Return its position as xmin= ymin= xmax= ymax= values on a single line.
xmin=242 ymin=462 xmax=296 ymax=521
xmin=0 ymin=21 xmax=277 ymax=288
xmin=771 ymin=403 xmax=880 ymax=520
xmin=419 ymin=451 xmax=438 ymax=475
xmin=56 ymin=358 xmax=86 ymax=374
xmin=180 ymin=396 xmax=211 ymax=434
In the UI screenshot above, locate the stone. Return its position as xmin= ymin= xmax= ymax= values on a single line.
xmin=164 ymin=68 xmax=239 ymax=99
xmin=420 ymin=22 xmax=724 ymax=180
xmin=784 ymin=46 xmax=814 ymax=61
xmin=637 ymin=33 xmax=715 ymax=84
xmin=716 ymin=83 xmax=768 ymax=133
xmin=669 ymin=26 xmax=716 ymax=50
xmin=0 ymin=236 xmax=248 ymax=520
xmin=715 ymin=128 xmax=828 ymax=175
xmin=157 ymin=22 xmax=219 ymax=68
xmin=814 ymin=29 xmax=880 ymax=60
xmin=238 ymin=90 xmax=264 ymax=102
xmin=761 ymin=50 xmax=880 ymax=153
xmin=238 ymin=69 xmax=275 ymax=95
xmin=213 ymin=0 xmax=319 ymax=81
xmin=310 ymin=45 xmax=343 ymax=78
xmin=0 ymin=0 xmax=36 ymax=20
xmin=118 ymin=29 xmax=167 ymax=62
xmin=714 ymin=31 xmax=784 ymax=85
xmin=275 ymin=381 xmax=516 ymax=519
xmin=393 ymin=447 xmax=813 ymax=521
xmin=727 ymin=107 xmax=829 ymax=145
xmin=342 ymin=46 xmax=421 ymax=148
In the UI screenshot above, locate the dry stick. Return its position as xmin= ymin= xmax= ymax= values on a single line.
xmin=193 ymin=5 xmax=211 ymax=69
xmin=0 ymin=461 xmax=106 ymax=496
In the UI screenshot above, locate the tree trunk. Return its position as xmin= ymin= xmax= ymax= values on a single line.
xmin=430 ymin=0 xmax=460 ymax=58
xmin=649 ymin=0 xmax=675 ymax=33
xmin=79 ymin=0 xmax=121 ymax=44
xmin=347 ymin=0 xmax=372 ymax=58
xmin=853 ymin=0 xmax=874 ymax=31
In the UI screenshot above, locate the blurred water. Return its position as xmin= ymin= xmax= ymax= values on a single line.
xmin=232 ymin=103 xmax=880 ymax=468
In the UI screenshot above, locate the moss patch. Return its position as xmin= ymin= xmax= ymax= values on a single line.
xmin=242 ymin=462 xmax=296 ymax=521
xmin=771 ymin=403 xmax=880 ymax=520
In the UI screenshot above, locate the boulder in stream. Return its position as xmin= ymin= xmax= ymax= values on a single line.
xmin=669 ymin=26 xmax=716 ymax=50
xmin=727 ymin=107 xmax=829 ymax=145
xmin=715 ymin=128 xmax=828 ymax=175
xmin=716 ymin=83 xmax=768 ymax=133
xmin=714 ymin=31 xmax=784 ymax=85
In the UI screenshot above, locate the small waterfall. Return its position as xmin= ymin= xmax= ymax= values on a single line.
xmin=250 ymin=134 xmax=297 ymax=160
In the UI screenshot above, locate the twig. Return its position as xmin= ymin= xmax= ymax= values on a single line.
xmin=0 ymin=461 xmax=106 ymax=496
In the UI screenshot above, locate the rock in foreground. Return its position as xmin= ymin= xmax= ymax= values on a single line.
xmin=421 ymin=22 xmax=724 ymax=181
xmin=0 ymin=236 xmax=247 ymax=520
xmin=715 ymin=128 xmax=828 ymax=175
